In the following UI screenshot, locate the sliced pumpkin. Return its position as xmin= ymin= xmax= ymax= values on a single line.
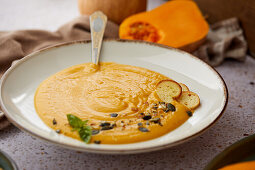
xmin=119 ymin=0 xmax=209 ymax=52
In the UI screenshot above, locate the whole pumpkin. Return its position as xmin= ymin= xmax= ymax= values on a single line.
xmin=78 ymin=0 xmax=147 ymax=24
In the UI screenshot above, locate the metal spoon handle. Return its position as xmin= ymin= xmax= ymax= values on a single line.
xmin=90 ymin=11 xmax=107 ymax=65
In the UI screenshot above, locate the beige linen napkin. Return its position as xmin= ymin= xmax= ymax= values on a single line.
xmin=194 ymin=17 xmax=247 ymax=66
xmin=0 ymin=16 xmax=247 ymax=129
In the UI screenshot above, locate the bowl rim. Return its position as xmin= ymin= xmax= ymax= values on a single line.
xmin=0 ymin=39 xmax=228 ymax=154
xmin=204 ymin=133 xmax=255 ymax=170
xmin=0 ymin=150 xmax=18 ymax=170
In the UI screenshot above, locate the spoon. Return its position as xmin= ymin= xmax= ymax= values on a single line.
xmin=90 ymin=11 xmax=107 ymax=65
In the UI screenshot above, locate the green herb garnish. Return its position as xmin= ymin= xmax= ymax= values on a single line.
xmin=67 ymin=114 xmax=92 ymax=143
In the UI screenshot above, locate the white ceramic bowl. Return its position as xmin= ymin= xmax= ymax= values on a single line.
xmin=0 ymin=40 xmax=228 ymax=154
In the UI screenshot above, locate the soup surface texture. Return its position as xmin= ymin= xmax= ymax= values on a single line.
xmin=34 ymin=62 xmax=190 ymax=144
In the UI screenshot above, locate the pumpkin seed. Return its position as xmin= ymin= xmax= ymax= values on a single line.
xmin=187 ymin=111 xmax=193 ymax=117
xmin=52 ymin=118 xmax=57 ymax=125
xmin=94 ymin=140 xmax=101 ymax=144
xmin=100 ymin=122 xmax=111 ymax=127
xmin=137 ymin=122 xmax=143 ymax=127
xmin=101 ymin=126 xmax=113 ymax=130
xmin=138 ymin=127 xmax=149 ymax=132
xmin=55 ymin=129 xmax=61 ymax=133
xmin=142 ymin=115 xmax=152 ymax=120
xmin=92 ymin=129 xmax=100 ymax=135
xmin=150 ymin=118 xmax=160 ymax=123
xmin=110 ymin=113 xmax=118 ymax=117
xmin=166 ymin=103 xmax=176 ymax=111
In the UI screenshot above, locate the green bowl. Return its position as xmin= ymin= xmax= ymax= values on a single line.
xmin=0 ymin=150 xmax=18 ymax=170
xmin=204 ymin=133 xmax=255 ymax=170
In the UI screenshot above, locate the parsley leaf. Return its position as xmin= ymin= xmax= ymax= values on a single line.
xmin=79 ymin=126 xmax=92 ymax=143
xmin=67 ymin=114 xmax=84 ymax=128
xmin=67 ymin=114 xmax=92 ymax=143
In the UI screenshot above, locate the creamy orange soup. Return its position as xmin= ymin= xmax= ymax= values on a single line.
xmin=34 ymin=62 xmax=190 ymax=144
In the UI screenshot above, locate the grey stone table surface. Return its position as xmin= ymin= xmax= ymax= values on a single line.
xmin=0 ymin=0 xmax=255 ymax=170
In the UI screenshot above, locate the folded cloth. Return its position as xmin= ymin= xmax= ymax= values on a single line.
xmin=194 ymin=17 xmax=247 ymax=66
xmin=0 ymin=16 xmax=247 ymax=129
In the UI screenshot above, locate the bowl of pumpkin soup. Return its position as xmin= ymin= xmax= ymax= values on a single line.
xmin=34 ymin=62 xmax=200 ymax=144
xmin=0 ymin=39 xmax=228 ymax=154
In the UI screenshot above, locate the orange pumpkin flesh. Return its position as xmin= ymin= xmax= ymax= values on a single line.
xmin=119 ymin=0 xmax=209 ymax=52
xmin=219 ymin=161 xmax=255 ymax=170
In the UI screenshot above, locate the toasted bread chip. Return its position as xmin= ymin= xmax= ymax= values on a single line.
xmin=179 ymin=83 xmax=189 ymax=91
xmin=177 ymin=91 xmax=200 ymax=109
xmin=156 ymin=80 xmax=182 ymax=102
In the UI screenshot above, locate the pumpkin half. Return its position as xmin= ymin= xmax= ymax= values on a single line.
xmin=119 ymin=0 xmax=209 ymax=52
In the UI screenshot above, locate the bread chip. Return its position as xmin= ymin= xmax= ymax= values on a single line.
xmin=156 ymin=80 xmax=182 ymax=102
xmin=179 ymin=83 xmax=189 ymax=91
xmin=177 ymin=91 xmax=200 ymax=109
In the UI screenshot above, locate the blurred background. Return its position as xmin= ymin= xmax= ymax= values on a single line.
xmin=2 ymin=0 xmax=254 ymax=56
xmin=0 ymin=0 xmax=164 ymax=31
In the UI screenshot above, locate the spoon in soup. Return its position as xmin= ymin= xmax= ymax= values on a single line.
xmin=90 ymin=11 xmax=107 ymax=65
